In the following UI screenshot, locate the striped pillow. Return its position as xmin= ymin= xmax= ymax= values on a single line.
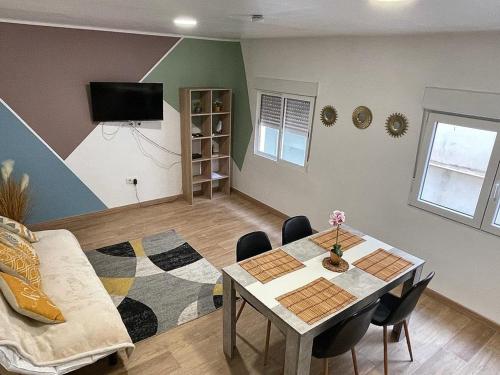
xmin=0 ymin=242 xmax=41 ymax=288
xmin=0 ymin=229 xmax=39 ymax=265
xmin=0 ymin=216 xmax=38 ymax=243
xmin=0 ymin=272 xmax=64 ymax=324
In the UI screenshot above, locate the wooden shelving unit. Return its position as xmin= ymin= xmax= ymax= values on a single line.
xmin=180 ymin=88 xmax=232 ymax=204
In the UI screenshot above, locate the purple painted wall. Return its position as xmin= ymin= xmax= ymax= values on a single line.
xmin=0 ymin=23 xmax=179 ymax=158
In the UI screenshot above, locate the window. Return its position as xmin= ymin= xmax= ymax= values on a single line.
xmin=410 ymin=112 xmax=500 ymax=235
xmin=254 ymin=91 xmax=314 ymax=167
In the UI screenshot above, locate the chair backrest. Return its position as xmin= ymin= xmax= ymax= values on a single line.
xmin=312 ymin=299 xmax=380 ymax=358
xmin=236 ymin=231 xmax=273 ymax=262
xmin=282 ymin=215 xmax=313 ymax=245
xmin=385 ymin=272 xmax=435 ymax=326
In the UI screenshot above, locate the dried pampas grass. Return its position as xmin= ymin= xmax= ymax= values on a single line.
xmin=0 ymin=160 xmax=31 ymax=223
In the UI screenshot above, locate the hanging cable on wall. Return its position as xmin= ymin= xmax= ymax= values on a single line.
xmin=99 ymin=120 xmax=182 ymax=170
xmin=131 ymin=123 xmax=181 ymax=157
xmin=100 ymin=122 xmax=124 ymax=141
xmin=129 ymin=125 xmax=181 ymax=170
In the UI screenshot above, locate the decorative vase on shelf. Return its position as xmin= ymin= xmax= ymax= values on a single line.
xmin=213 ymin=101 xmax=223 ymax=112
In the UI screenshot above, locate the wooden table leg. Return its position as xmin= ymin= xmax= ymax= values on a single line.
xmin=223 ymin=272 xmax=236 ymax=358
xmin=392 ymin=265 xmax=422 ymax=341
xmin=284 ymin=329 xmax=313 ymax=375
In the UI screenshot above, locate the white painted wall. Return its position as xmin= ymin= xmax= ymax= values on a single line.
xmin=235 ymin=32 xmax=500 ymax=323
xmin=66 ymin=100 xmax=182 ymax=208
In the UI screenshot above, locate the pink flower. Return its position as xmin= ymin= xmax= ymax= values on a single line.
xmin=329 ymin=210 xmax=346 ymax=227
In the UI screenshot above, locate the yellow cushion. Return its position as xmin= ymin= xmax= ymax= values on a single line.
xmin=0 ymin=216 xmax=38 ymax=243
xmin=0 ymin=228 xmax=39 ymax=265
xmin=0 ymin=242 xmax=41 ymax=288
xmin=0 ymin=272 xmax=64 ymax=324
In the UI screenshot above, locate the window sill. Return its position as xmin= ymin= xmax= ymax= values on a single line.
xmin=407 ymin=200 xmax=499 ymax=238
xmin=253 ymin=152 xmax=309 ymax=173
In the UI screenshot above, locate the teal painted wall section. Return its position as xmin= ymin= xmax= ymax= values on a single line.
xmin=0 ymin=101 xmax=107 ymax=224
xmin=143 ymin=38 xmax=252 ymax=170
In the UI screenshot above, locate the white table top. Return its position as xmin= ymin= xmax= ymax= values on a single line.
xmin=223 ymin=226 xmax=425 ymax=335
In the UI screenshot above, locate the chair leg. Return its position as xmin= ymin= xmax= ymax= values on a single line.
xmin=235 ymin=299 xmax=246 ymax=323
xmin=351 ymin=347 xmax=359 ymax=375
xmin=383 ymin=326 xmax=388 ymax=375
xmin=263 ymin=320 xmax=271 ymax=366
xmin=323 ymin=358 xmax=329 ymax=375
xmin=403 ymin=320 xmax=414 ymax=362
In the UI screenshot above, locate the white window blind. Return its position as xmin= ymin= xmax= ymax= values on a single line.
xmin=254 ymin=90 xmax=315 ymax=167
xmin=259 ymin=94 xmax=283 ymax=129
xmin=283 ymin=98 xmax=311 ymax=133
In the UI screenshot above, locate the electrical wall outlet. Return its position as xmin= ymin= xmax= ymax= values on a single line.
xmin=126 ymin=177 xmax=138 ymax=184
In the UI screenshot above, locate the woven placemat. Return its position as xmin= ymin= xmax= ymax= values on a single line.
xmin=239 ymin=249 xmax=304 ymax=283
xmin=353 ymin=249 xmax=413 ymax=282
xmin=310 ymin=229 xmax=365 ymax=252
xmin=277 ymin=277 xmax=357 ymax=324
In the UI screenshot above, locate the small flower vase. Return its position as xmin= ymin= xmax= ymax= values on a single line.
xmin=330 ymin=244 xmax=343 ymax=266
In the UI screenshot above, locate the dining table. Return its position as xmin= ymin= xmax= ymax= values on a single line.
xmin=222 ymin=225 xmax=425 ymax=375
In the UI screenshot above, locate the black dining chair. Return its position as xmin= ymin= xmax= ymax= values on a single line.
xmin=282 ymin=215 xmax=313 ymax=245
xmin=371 ymin=272 xmax=435 ymax=375
xmin=235 ymin=231 xmax=273 ymax=365
xmin=312 ymin=299 xmax=380 ymax=375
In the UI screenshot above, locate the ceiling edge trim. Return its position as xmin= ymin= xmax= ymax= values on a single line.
xmin=0 ymin=18 xmax=240 ymax=42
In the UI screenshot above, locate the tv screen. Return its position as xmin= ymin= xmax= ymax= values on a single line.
xmin=90 ymin=82 xmax=163 ymax=122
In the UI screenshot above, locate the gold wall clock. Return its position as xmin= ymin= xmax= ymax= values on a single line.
xmin=352 ymin=106 xmax=372 ymax=129
xmin=386 ymin=113 xmax=409 ymax=138
xmin=320 ymin=105 xmax=338 ymax=127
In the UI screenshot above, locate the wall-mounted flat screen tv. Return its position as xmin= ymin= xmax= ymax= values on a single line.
xmin=90 ymin=82 xmax=163 ymax=122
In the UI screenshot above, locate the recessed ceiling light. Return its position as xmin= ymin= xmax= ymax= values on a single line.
xmin=372 ymin=0 xmax=414 ymax=5
xmin=251 ymin=14 xmax=264 ymax=22
xmin=174 ymin=17 xmax=197 ymax=28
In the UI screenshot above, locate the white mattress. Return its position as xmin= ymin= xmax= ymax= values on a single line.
xmin=0 ymin=230 xmax=134 ymax=374
xmin=0 ymin=346 xmax=111 ymax=375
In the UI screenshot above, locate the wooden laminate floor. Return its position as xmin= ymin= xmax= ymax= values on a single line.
xmin=6 ymin=194 xmax=500 ymax=375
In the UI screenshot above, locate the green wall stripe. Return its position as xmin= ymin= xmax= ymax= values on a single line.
xmin=143 ymin=38 xmax=252 ymax=170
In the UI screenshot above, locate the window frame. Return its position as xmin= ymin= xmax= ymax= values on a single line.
xmin=482 ymin=164 xmax=500 ymax=236
xmin=409 ymin=110 xmax=500 ymax=233
xmin=254 ymin=92 xmax=284 ymax=162
xmin=254 ymin=90 xmax=315 ymax=169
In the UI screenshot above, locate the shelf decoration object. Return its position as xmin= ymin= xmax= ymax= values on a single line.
xmin=193 ymin=101 xmax=202 ymax=114
xmin=180 ymin=88 xmax=232 ymax=204
xmin=385 ymin=112 xmax=409 ymax=138
xmin=213 ymin=100 xmax=223 ymax=112
xmin=320 ymin=105 xmax=338 ymax=127
xmin=322 ymin=210 xmax=349 ymax=273
xmin=214 ymin=120 xmax=223 ymax=134
xmin=352 ymin=106 xmax=373 ymax=129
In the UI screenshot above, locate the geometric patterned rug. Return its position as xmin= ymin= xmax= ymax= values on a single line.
xmin=85 ymin=230 xmax=223 ymax=343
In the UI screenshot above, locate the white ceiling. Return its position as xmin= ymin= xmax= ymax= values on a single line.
xmin=1 ymin=0 xmax=500 ymax=39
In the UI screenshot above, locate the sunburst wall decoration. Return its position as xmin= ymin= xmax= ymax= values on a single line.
xmin=352 ymin=106 xmax=372 ymax=129
xmin=320 ymin=105 xmax=338 ymax=127
xmin=385 ymin=113 xmax=409 ymax=138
